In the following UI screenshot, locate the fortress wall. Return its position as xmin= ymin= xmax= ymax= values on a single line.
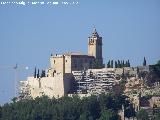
xmin=26 ymin=72 xmax=68 ymax=98
xmin=63 ymin=73 xmax=74 ymax=94
xmin=28 ymin=77 xmax=40 ymax=88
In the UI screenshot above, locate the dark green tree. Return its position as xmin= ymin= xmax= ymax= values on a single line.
xmin=99 ymin=109 xmax=119 ymax=120
xmin=37 ymin=69 xmax=39 ymax=78
xmin=121 ymin=60 xmax=123 ymax=67
xmin=34 ymin=67 xmax=36 ymax=78
xmin=127 ymin=60 xmax=130 ymax=67
xmin=118 ymin=60 xmax=121 ymax=68
xmin=107 ymin=60 xmax=111 ymax=68
xmin=92 ymin=59 xmax=101 ymax=69
xmin=143 ymin=57 xmax=147 ymax=66
xmin=136 ymin=109 xmax=149 ymax=120
xmin=125 ymin=61 xmax=128 ymax=67
xmin=111 ymin=60 xmax=114 ymax=68
xmin=157 ymin=60 xmax=160 ymax=65
xmin=122 ymin=60 xmax=125 ymax=67
xmin=41 ymin=70 xmax=46 ymax=78
xmin=0 ymin=93 xmax=136 ymax=120
xmin=115 ymin=61 xmax=118 ymax=68
xmin=0 ymin=106 xmax=1 ymax=119
xmin=155 ymin=112 xmax=160 ymax=120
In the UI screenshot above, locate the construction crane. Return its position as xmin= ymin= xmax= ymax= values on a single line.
xmin=0 ymin=64 xmax=29 ymax=97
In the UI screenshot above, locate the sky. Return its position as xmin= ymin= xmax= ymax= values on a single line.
xmin=0 ymin=0 xmax=160 ymax=104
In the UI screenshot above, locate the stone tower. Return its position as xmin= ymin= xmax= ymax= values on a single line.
xmin=88 ymin=28 xmax=103 ymax=67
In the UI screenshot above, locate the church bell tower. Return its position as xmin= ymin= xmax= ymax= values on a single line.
xmin=88 ymin=27 xmax=103 ymax=67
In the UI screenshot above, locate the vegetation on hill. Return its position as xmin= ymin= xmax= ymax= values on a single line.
xmin=0 ymin=93 xmax=135 ymax=120
xmin=106 ymin=60 xmax=130 ymax=68
xmin=143 ymin=60 xmax=160 ymax=87
xmin=136 ymin=109 xmax=149 ymax=120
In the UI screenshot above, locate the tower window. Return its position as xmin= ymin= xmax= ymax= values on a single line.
xmin=66 ymin=60 xmax=67 ymax=62
xmin=54 ymin=60 xmax=55 ymax=64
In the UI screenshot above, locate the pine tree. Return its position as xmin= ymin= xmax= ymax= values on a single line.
xmin=143 ymin=57 xmax=146 ymax=66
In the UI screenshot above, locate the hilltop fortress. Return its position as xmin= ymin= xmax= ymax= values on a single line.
xmin=19 ymin=28 xmax=160 ymax=119
xmin=20 ymin=28 xmax=104 ymax=98
xmin=20 ymin=28 xmax=150 ymax=99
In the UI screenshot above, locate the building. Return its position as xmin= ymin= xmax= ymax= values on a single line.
xmin=88 ymin=27 xmax=103 ymax=67
xmin=48 ymin=27 xmax=103 ymax=75
xmin=20 ymin=28 xmax=104 ymax=98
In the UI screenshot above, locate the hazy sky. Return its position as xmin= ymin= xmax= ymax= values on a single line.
xmin=0 ymin=0 xmax=160 ymax=104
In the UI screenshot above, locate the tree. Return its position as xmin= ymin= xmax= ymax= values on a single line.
xmin=41 ymin=70 xmax=46 ymax=78
xmin=12 ymin=97 xmax=18 ymax=103
xmin=99 ymin=109 xmax=119 ymax=120
xmin=0 ymin=93 xmax=135 ymax=120
xmin=92 ymin=59 xmax=102 ymax=69
xmin=136 ymin=109 xmax=149 ymax=120
xmin=127 ymin=60 xmax=130 ymax=67
xmin=37 ymin=69 xmax=39 ymax=78
xmin=125 ymin=61 xmax=128 ymax=67
xmin=143 ymin=57 xmax=147 ymax=66
xmin=115 ymin=61 xmax=118 ymax=68
xmin=34 ymin=67 xmax=36 ymax=78
xmin=107 ymin=60 xmax=111 ymax=68
xmin=117 ymin=60 xmax=121 ymax=68
xmin=120 ymin=60 xmax=123 ymax=68
xmin=155 ymin=112 xmax=160 ymax=120
xmin=0 ymin=106 xmax=1 ymax=119
xmin=111 ymin=60 xmax=114 ymax=68
xmin=122 ymin=60 xmax=125 ymax=67
xmin=157 ymin=60 xmax=160 ymax=65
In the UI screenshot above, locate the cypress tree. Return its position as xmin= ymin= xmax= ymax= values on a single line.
xmin=34 ymin=67 xmax=36 ymax=78
xmin=122 ymin=60 xmax=125 ymax=67
xmin=41 ymin=70 xmax=43 ymax=78
xmin=107 ymin=60 xmax=111 ymax=68
xmin=128 ymin=60 xmax=130 ymax=67
xmin=115 ymin=61 xmax=118 ymax=68
xmin=118 ymin=60 xmax=120 ymax=68
xmin=111 ymin=60 xmax=114 ymax=68
xmin=143 ymin=57 xmax=146 ymax=66
xmin=43 ymin=70 xmax=45 ymax=77
xmin=120 ymin=60 xmax=123 ymax=68
xmin=125 ymin=61 xmax=128 ymax=67
xmin=37 ymin=69 xmax=39 ymax=78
